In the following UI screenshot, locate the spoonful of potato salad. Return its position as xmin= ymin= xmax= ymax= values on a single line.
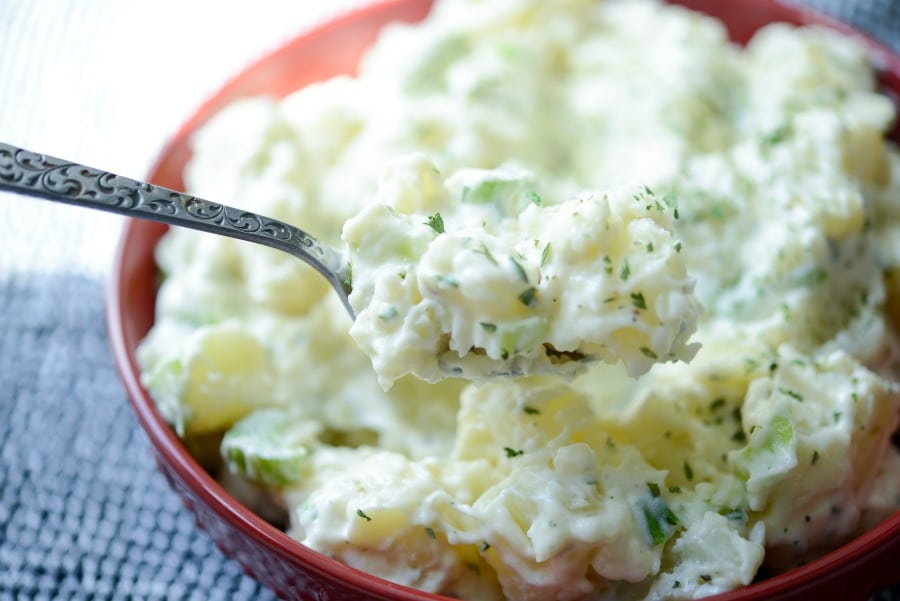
xmin=343 ymin=153 xmax=701 ymax=388
xmin=0 ymin=142 xmax=701 ymax=386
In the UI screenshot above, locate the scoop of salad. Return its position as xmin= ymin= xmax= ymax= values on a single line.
xmin=343 ymin=154 xmax=701 ymax=389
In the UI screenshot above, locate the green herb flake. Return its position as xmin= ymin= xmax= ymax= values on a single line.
xmin=424 ymin=526 xmax=436 ymax=539
xmin=356 ymin=509 xmax=372 ymax=522
xmin=720 ymin=508 xmax=747 ymax=523
xmin=526 ymin=191 xmax=542 ymax=206
xmin=510 ymin=257 xmax=529 ymax=283
xmin=518 ymin=287 xmax=538 ymax=307
xmin=674 ymin=241 xmax=682 ymax=253
xmin=780 ymin=388 xmax=804 ymax=403
xmin=620 ymin=259 xmax=631 ymax=281
xmin=710 ymin=398 xmax=726 ymax=412
xmin=480 ymin=322 xmax=497 ymax=333
xmin=481 ymin=542 xmax=491 ymax=552
xmin=800 ymin=268 xmax=828 ymax=287
xmin=434 ymin=274 xmax=460 ymax=288
xmin=475 ymin=242 xmax=498 ymax=265
xmin=640 ymin=346 xmax=658 ymax=359
xmin=646 ymin=242 xmax=654 ymax=252
xmin=540 ymin=242 xmax=552 ymax=267
xmin=504 ymin=447 xmax=524 ymax=458
xmin=683 ymin=460 xmax=694 ymax=481
xmin=424 ymin=213 xmax=445 ymax=234
xmin=377 ymin=306 xmax=399 ymax=321
xmin=762 ymin=124 xmax=791 ymax=146
xmin=642 ymin=506 xmax=669 ymax=545
xmin=343 ymin=263 xmax=353 ymax=289
xmin=811 ymin=450 xmax=820 ymax=465
xmin=631 ymin=292 xmax=647 ymax=311
xmin=668 ymin=485 xmax=681 ymax=493
xmin=663 ymin=507 xmax=680 ymax=526
xmin=639 ymin=498 xmax=680 ymax=547
xmin=523 ymin=406 xmax=541 ymax=415
xmin=647 ymin=482 xmax=661 ymax=497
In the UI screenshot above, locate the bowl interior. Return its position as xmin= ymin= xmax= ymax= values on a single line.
xmin=108 ymin=1 xmax=900 ymax=600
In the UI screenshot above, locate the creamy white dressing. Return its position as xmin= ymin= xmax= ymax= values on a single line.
xmin=344 ymin=154 xmax=700 ymax=389
xmin=136 ymin=1 xmax=900 ymax=599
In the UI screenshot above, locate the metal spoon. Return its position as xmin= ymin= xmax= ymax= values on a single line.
xmin=0 ymin=141 xmax=354 ymax=317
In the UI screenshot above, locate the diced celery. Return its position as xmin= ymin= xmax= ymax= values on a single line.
xmin=769 ymin=415 xmax=794 ymax=449
xmin=457 ymin=169 xmax=539 ymax=216
xmin=636 ymin=493 xmax=681 ymax=546
xmin=495 ymin=316 xmax=550 ymax=358
xmin=221 ymin=409 xmax=320 ymax=486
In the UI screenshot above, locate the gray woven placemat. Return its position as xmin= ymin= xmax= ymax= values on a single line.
xmin=798 ymin=0 xmax=900 ymax=52
xmin=1 ymin=2 xmax=899 ymax=600
xmin=0 ymin=274 xmax=275 ymax=600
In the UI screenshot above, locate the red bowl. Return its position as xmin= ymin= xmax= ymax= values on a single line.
xmin=107 ymin=1 xmax=900 ymax=600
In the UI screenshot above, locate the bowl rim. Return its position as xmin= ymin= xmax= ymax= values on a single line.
xmin=106 ymin=0 xmax=900 ymax=599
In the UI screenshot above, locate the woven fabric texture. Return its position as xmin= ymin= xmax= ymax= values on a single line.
xmin=0 ymin=274 xmax=275 ymax=600
xmin=1 ymin=1 xmax=899 ymax=600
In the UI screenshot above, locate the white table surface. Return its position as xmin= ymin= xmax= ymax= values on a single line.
xmin=0 ymin=0 xmax=363 ymax=278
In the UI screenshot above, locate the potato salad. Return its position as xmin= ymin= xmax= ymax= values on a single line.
xmin=344 ymin=157 xmax=701 ymax=388
xmin=136 ymin=0 xmax=900 ymax=599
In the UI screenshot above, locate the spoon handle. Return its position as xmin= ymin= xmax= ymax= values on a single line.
xmin=0 ymin=142 xmax=353 ymax=314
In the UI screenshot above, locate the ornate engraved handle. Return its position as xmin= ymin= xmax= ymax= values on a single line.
xmin=0 ymin=141 xmax=354 ymax=316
